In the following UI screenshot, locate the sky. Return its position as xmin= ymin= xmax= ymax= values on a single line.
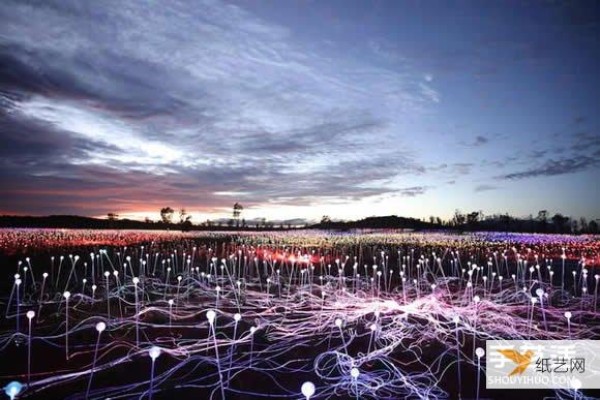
xmin=0 ymin=0 xmax=598 ymax=224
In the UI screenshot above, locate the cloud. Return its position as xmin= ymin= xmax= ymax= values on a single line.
xmin=474 ymin=184 xmax=498 ymax=192
xmin=0 ymin=0 xmax=439 ymax=216
xmin=498 ymin=156 xmax=599 ymax=180
xmin=473 ymin=135 xmax=489 ymax=146
xmin=397 ymin=186 xmax=429 ymax=197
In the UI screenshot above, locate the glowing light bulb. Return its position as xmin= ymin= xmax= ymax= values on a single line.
xmin=149 ymin=346 xmax=161 ymax=360
xmin=206 ymin=309 xmax=216 ymax=324
xmin=301 ymin=381 xmax=315 ymax=399
xmin=4 ymin=381 xmax=23 ymax=400
xmin=96 ymin=322 xmax=106 ymax=332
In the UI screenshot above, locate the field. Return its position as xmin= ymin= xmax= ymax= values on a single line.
xmin=1 ymin=229 xmax=599 ymax=400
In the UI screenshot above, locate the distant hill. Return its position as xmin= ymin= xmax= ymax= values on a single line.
xmin=310 ymin=215 xmax=433 ymax=230
xmin=0 ymin=215 xmax=160 ymax=230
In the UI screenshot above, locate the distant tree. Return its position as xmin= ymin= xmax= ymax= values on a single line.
xmin=499 ymin=214 xmax=511 ymax=231
xmin=206 ymin=219 xmax=212 ymax=228
xmin=435 ymin=217 xmax=442 ymax=226
xmin=241 ymin=218 xmax=246 ymax=228
xmin=429 ymin=216 xmax=436 ymax=224
xmin=233 ymin=203 xmax=243 ymax=227
xmin=107 ymin=213 xmax=119 ymax=221
xmin=179 ymin=208 xmax=188 ymax=224
xmin=571 ymin=219 xmax=578 ymax=233
xmin=589 ymin=220 xmax=599 ymax=234
xmin=261 ymin=218 xmax=267 ymax=229
xmin=579 ymin=217 xmax=588 ymax=233
xmin=160 ymin=207 xmax=174 ymax=224
xmin=452 ymin=210 xmax=466 ymax=226
xmin=178 ymin=209 xmax=192 ymax=231
xmin=466 ymin=211 xmax=480 ymax=227
xmin=181 ymin=218 xmax=192 ymax=232
xmin=227 ymin=219 xmax=234 ymax=228
xmin=537 ymin=210 xmax=548 ymax=232
xmin=551 ymin=213 xmax=569 ymax=233
xmin=144 ymin=217 xmax=153 ymax=224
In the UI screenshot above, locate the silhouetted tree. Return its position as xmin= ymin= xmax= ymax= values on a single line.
xmin=579 ymin=217 xmax=588 ymax=233
xmin=178 ymin=208 xmax=187 ymax=224
xmin=589 ymin=220 xmax=599 ymax=234
xmin=466 ymin=211 xmax=480 ymax=227
xmin=160 ymin=207 xmax=174 ymax=224
xmin=537 ymin=210 xmax=548 ymax=232
xmin=452 ymin=210 xmax=466 ymax=226
xmin=551 ymin=213 xmax=569 ymax=233
xmin=321 ymin=215 xmax=331 ymax=229
xmin=233 ymin=203 xmax=243 ymax=227
xmin=107 ymin=213 xmax=119 ymax=221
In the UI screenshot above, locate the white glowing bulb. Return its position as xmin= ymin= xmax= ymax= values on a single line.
xmin=132 ymin=277 xmax=139 ymax=285
xmin=63 ymin=291 xmax=71 ymax=299
xmin=475 ymin=347 xmax=485 ymax=358
xmin=149 ymin=346 xmax=161 ymax=360
xmin=206 ymin=309 xmax=216 ymax=324
xmin=350 ymin=367 xmax=359 ymax=378
xmin=301 ymin=381 xmax=315 ymax=399
xmin=565 ymin=311 xmax=572 ymax=319
xmin=234 ymin=313 xmax=241 ymax=322
xmin=96 ymin=322 xmax=106 ymax=332
xmin=26 ymin=310 xmax=35 ymax=320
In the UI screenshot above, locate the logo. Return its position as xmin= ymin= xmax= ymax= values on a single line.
xmin=497 ymin=349 xmax=534 ymax=376
xmin=485 ymin=340 xmax=600 ymax=389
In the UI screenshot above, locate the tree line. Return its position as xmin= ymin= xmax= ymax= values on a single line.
xmin=1 ymin=205 xmax=597 ymax=234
